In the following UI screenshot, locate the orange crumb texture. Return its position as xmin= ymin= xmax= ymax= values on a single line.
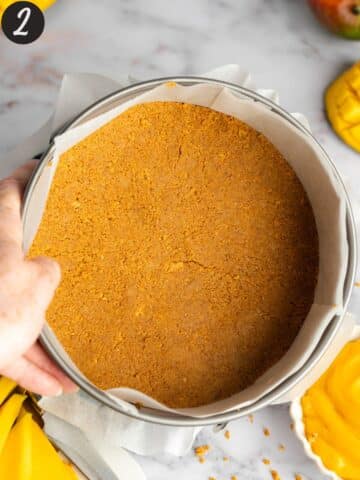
xmin=278 ymin=443 xmax=285 ymax=452
xmin=294 ymin=475 xmax=302 ymax=480
xmin=355 ymin=281 xmax=360 ymax=287
xmin=29 ymin=101 xmax=318 ymax=408
xmin=224 ymin=430 xmax=231 ymax=440
xmin=194 ymin=445 xmax=210 ymax=456
xmin=263 ymin=428 xmax=271 ymax=437
xmin=262 ymin=458 xmax=271 ymax=465
xmin=223 ymin=456 xmax=229 ymax=462
xmin=209 ymin=477 xmax=216 ymax=480
xmin=270 ymin=470 xmax=281 ymax=480
xmin=165 ymin=81 xmax=177 ymax=87
xmin=248 ymin=414 xmax=254 ymax=423
xmin=231 ymin=476 xmax=238 ymax=480
xmin=194 ymin=444 xmax=210 ymax=463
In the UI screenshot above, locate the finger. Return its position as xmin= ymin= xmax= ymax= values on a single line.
xmin=0 ymin=160 xmax=38 ymax=252
xmin=27 ymin=256 xmax=61 ymax=308
xmin=0 ymin=258 xmax=61 ymax=368
xmin=10 ymin=160 xmax=38 ymax=188
xmin=0 ymin=309 xmax=46 ymax=369
xmin=1 ymin=355 xmax=63 ymax=396
xmin=25 ymin=343 xmax=78 ymax=393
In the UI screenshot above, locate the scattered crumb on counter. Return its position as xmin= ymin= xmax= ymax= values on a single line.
xmin=165 ymin=81 xmax=177 ymax=87
xmin=194 ymin=444 xmax=210 ymax=463
xmin=209 ymin=477 xmax=216 ymax=480
xmin=224 ymin=430 xmax=231 ymax=440
xmin=263 ymin=427 xmax=271 ymax=437
xmin=355 ymin=281 xmax=360 ymax=287
xmin=262 ymin=458 xmax=271 ymax=465
xmin=290 ymin=422 xmax=294 ymax=431
xmin=248 ymin=414 xmax=254 ymax=424
xmin=231 ymin=476 xmax=238 ymax=480
xmin=195 ymin=445 xmax=210 ymax=455
xmin=278 ymin=444 xmax=285 ymax=452
xmin=223 ymin=456 xmax=229 ymax=462
xmin=294 ymin=475 xmax=302 ymax=480
xmin=270 ymin=470 xmax=281 ymax=480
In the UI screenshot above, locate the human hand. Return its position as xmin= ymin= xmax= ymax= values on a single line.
xmin=0 ymin=161 xmax=77 ymax=396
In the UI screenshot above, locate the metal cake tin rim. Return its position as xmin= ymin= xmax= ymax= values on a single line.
xmin=22 ymin=76 xmax=358 ymax=426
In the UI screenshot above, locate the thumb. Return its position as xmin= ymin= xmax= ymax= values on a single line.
xmin=28 ymin=256 xmax=61 ymax=308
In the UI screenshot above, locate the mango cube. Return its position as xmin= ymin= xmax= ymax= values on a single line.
xmin=325 ymin=62 xmax=360 ymax=152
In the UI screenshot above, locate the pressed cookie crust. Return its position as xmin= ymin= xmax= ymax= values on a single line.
xmin=29 ymin=101 xmax=319 ymax=408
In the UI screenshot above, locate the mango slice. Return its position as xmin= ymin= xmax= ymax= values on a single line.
xmin=325 ymin=61 xmax=360 ymax=152
xmin=0 ymin=393 xmax=26 ymax=454
xmin=0 ymin=412 xmax=78 ymax=479
xmin=0 ymin=377 xmax=17 ymax=406
xmin=30 ymin=414 xmax=78 ymax=479
xmin=0 ymin=413 xmax=32 ymax=479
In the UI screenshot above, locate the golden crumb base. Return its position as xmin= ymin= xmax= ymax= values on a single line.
xmin=29 ymin=101 xmax=318 ymax=408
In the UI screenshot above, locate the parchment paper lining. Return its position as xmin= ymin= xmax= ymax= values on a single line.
xmin=24 ymin=82 xmax=348 ymax=417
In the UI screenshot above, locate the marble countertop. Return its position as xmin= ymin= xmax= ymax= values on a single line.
xmin=1 ymin=0 xmax=359 ymax=479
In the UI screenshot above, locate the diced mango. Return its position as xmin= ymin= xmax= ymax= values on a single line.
xmin=0 ymin=377 xmax=17 ymax=406
xmin=325 ymin=61 xmax=360 ymax=153
xmin=348 ymin=123 xmax=360 ymax=144
xmin=0 ymin=393 xmax=26 ymax=454
xmin=349 ymin=75 xmax=360 ymax=92
xmin=338 ymin=95 xmax=360 ymax=124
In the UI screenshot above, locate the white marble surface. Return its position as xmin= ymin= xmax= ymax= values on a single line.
xmin=1 ymin=0 xmax=360 ymax=479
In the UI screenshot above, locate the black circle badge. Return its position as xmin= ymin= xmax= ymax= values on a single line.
xmin=2 ymin=1 xmax=45 ymax=44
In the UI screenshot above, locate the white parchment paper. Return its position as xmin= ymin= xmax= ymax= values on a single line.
xmin=25 ymin=79 xmax=349 ymax=418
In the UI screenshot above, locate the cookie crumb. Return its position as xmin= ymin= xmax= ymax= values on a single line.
xmin=290 ymin=422 xmax=294 ymax=431
xmin=194 ymin=444 xmax=210 ymax=463
xmin=263 ymin=427 xmax=271 ymax=437
xmin=262 ymin=458 xmax=271 ymax=465
xmin=270 ymin=470 xmax=281 ymax=480
xmin=194 ymin=445 xmax=210 ymax=455
xmin=278 ymin=443 xmax=285 ymax=452
xmin=231 ymin=476 xmax=238 ymax=480
xmin=223 ymin=456 xmax=229 ymax=462
xmin=209 ymin=477 xmax=216 ymax=480
xmin=165 ymin=81 xmax=177 ymax=88
xmin=224 ymin=430 xmax=231 ymax=440
xmin=294 ymin=475 xmax=302 ymax=480
xmin=355 ymin=281 xmax=360 ymax=287
xmin=248 ymin=414 xmax=254 ymax=424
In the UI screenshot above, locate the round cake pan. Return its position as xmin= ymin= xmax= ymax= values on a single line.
xmin=22 ymin=76 xmax=358 ymax=427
